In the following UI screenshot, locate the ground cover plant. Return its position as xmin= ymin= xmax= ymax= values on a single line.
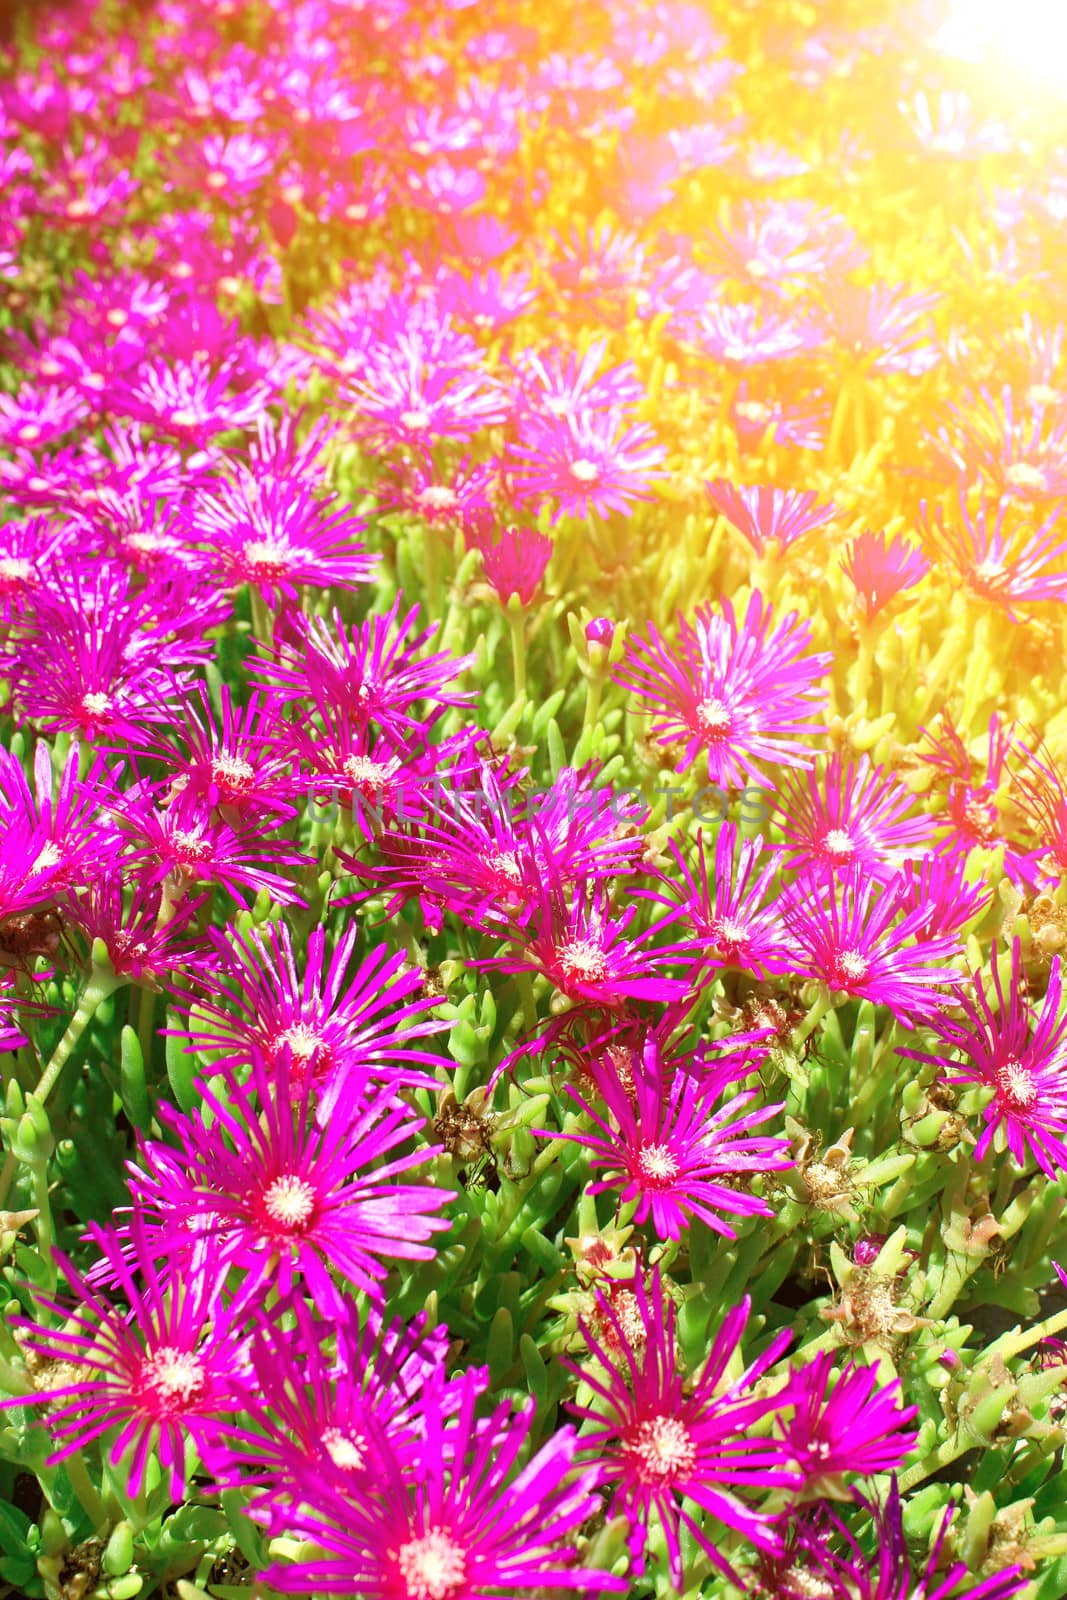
xmin=4 ymin=0 xmax=1067 ymax=1596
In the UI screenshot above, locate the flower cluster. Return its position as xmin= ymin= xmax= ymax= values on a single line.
xmin=0 ymin=0 xmax=1066 ymax=1596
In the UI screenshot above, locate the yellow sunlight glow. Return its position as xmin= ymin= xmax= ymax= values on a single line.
xmin=936 ymin=0 xmax=1067 ymax=90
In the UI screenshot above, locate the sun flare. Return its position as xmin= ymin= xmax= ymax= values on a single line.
xmin=937 ymin=0 xmax=1067 ymax=90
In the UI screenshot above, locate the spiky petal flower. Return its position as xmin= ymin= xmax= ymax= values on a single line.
xmin=1011 ymin=740 xmax=1067 ymax=878
xmin=900 ymin=940 xmax=1067 ymax=1176
xmin=776 ymin=1351 xmax=918 ymax=1497
xmin=705 ymin=480 xmax=835 ymax=558
xmin=645 ymin=825 xmax=798 ymax=980
xmin=773 ymin=752 xmax=933 ymax=884
xmin=478 ymin=874 xmax=689 ymax=1009
xmin=107 ymin=785 xmax=311 ymax=909
xmin=919 ymin=494 xmax=1067 ymax=618
xmin=204 ymin=1297 xmax=452 ymax=1510
xmin=193 ymin=471 xmax=379 ymax=607
xmin=469 ymin=523 xmax=553 ymax=606
xmin=131 ymin=1050 xmax=454 ymax=1313
xmin=841 ymin=530 xmax=929 ymax=622
xmin=614 ymin=591 xmax=831 ymax=785
xmin=921 ymin=713 xmax=1038 ymax=884
xmin=259 ymin=1367 xmax=624 ymax=1597
xmin=784 ymin=871 xmax=963 ymax=1025
xmin=551 ymin=1032 xmax=790 ymax=1241
xmin=763 ymin=1480 xmax=1027 ymax=1600
xmin=0 ymin=972 xmax=29 ymax=1051
xmin=169 ymin=922 xmax=445 ymax=1100
xmin=251 ymin=596 xmax=474 ymax=738
xmin=7 ymin=1220 xmax=246 ymax=1499
xmin=507 ymin=408 xmax=665 ymax=523
xmin=566 ymin=1267 xmax=797 ymax=1587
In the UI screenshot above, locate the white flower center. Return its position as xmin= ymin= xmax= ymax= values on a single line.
xmin=243 ymin=538 xmax=293 ymax=576
xmin=996 ymin=1055 xmax=1038 ymax=1110
xmin=400 ymin=408 xmax=432 ymax=432
xmin=1028 ymin=384 xmax=1059 ymax=409
xmin=81 ymin=690 xmax=113 ymax=718
xmin=636 ymin=1141 xmax=680 ymax=1186
xmin=170 ymin=405 xmax=204 ymax=429
xmin=343 ymin=755 xmax=391 ymax=794
xmin=261 ymin=1172 xmax=317 ymax=1230
xmin=486 ymin=850 xmax=523 ymax=889
xmin=711 ymin=915 xmax=749 ymax=947
xmin=556 ymin=936 xmax=608 ymax=984
xmin=141 ymin=1345 xmax=206 ymax=1406
xmin=822 ymin=827 xmax=855 ymax=861
xmin=394 ymin=1528 xmax=467 ymax=1600
xmin=275 ymin=1021 xmax=327 ymax=1066
xmin=624 ymin=1414 xmax=696 ymax=1485
xmin=31 ymin=842 xmax=62 ymax=874
xmin=322 ymin=1425 xmax=368 ymax=1471
xmin=212 ymin=754 xmax=255 ymax=788
xmin=569 ymin=457 xmax=600 ymax=483
xmin=696 ymin=696 xmax=732 ymax=737
xmin=169 ymin=828 xmax=211 ymax=860
xmin=417 ymin=485 xmax=458 ymax=512
xmin=834 ymin=948 xmax=870 ymax=985
xmin=1004 ymin=462 xmax=1047 ymax=493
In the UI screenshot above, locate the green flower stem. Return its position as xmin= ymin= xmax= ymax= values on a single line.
xmin=960 ymin=608 xmax=993 ymax=726
xmin=790 ymin=987 xmax=833 ymax=1052
xmin=507 ymin=602 xmax=527 ymax=701
xmin=850 ymin=1026 xmax=897 ymax=1127
xmin=249 ymin=586 xmax=271 ymax=647
xmin=492 ymin=1136 xmax=569 ymax=1242
xmin=851 ymin=623 xmax=876 ymax=711
xmin=36 ymin=963 xmax=122 ymax=1109
xmin=0 ymin=1149 xmax=17 ymax=1210
xmin=926 ymin=1248 xmax=983 ymax=1320
xmin=580 ymin=668 xmax=602 ymax=740
xmin=29 ymin=1159 xmax=56 ymax=1286
xmin=827 ymin=370 xmax=858 ymax=463
xmin=984 ymin=1302 xmax=1067 ymax=1366
xmin=64 ymin=1449 xmax=108 ymax=1534
xmin=134 ymin=985 xmax=155 ymax=1077
xmin=711 ymin=371 xmax=740 ymax=459
xmin=424 ymin=527 xmax=442 ymax=624
xmin=514 ymin=968 xmax=538 ymax=1038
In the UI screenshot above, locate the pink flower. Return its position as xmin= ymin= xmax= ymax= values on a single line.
xmin=479 ymin=873 xmax=689 ymax=1010
xmin=706 ymin=480 xmax=836 ymax=557
xmin=551 ymin=1031 xmax=790 ymax=1241
xmin=919 ymin=493 xmax=1067 ymax=617
xmin=133 ymin=1049 xmax=454 ymax=1313
xmin=776 ymin=1351 xmax=918 ymax=1494
xmin=251 ymin=596 xmax=474 ymax=740
xmin=8 ymin=1220 xmax=246 ymax=1499
xmin=193 ymin=471 xmax=378 ymax=606
xmin=169 ymin=921 xmax=445 ymax=1099
xmin=841 ymin=530 xmax=929 ymax=622
xmin=647 ymin=824 xmax=798 ymax=979
xmin=901 ymin=940 xmax=1067 ymax=1177
xmin=259 ymin=1367 xmax=624 ymax=1597
xmin=469 ymin=523 xmax=553 ymax=606
xmin=566 ymin=1267 xmax=797 ymax=1587
xmin=783 ymin=870 xmax=963 ymax=1025
xmin=615 ymin=590 xmax=831 ymax=785
xmin=507 ymin=407 xmax=665 ymax=522
xmin=772 ymin=752 xmax=934 ymax=883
